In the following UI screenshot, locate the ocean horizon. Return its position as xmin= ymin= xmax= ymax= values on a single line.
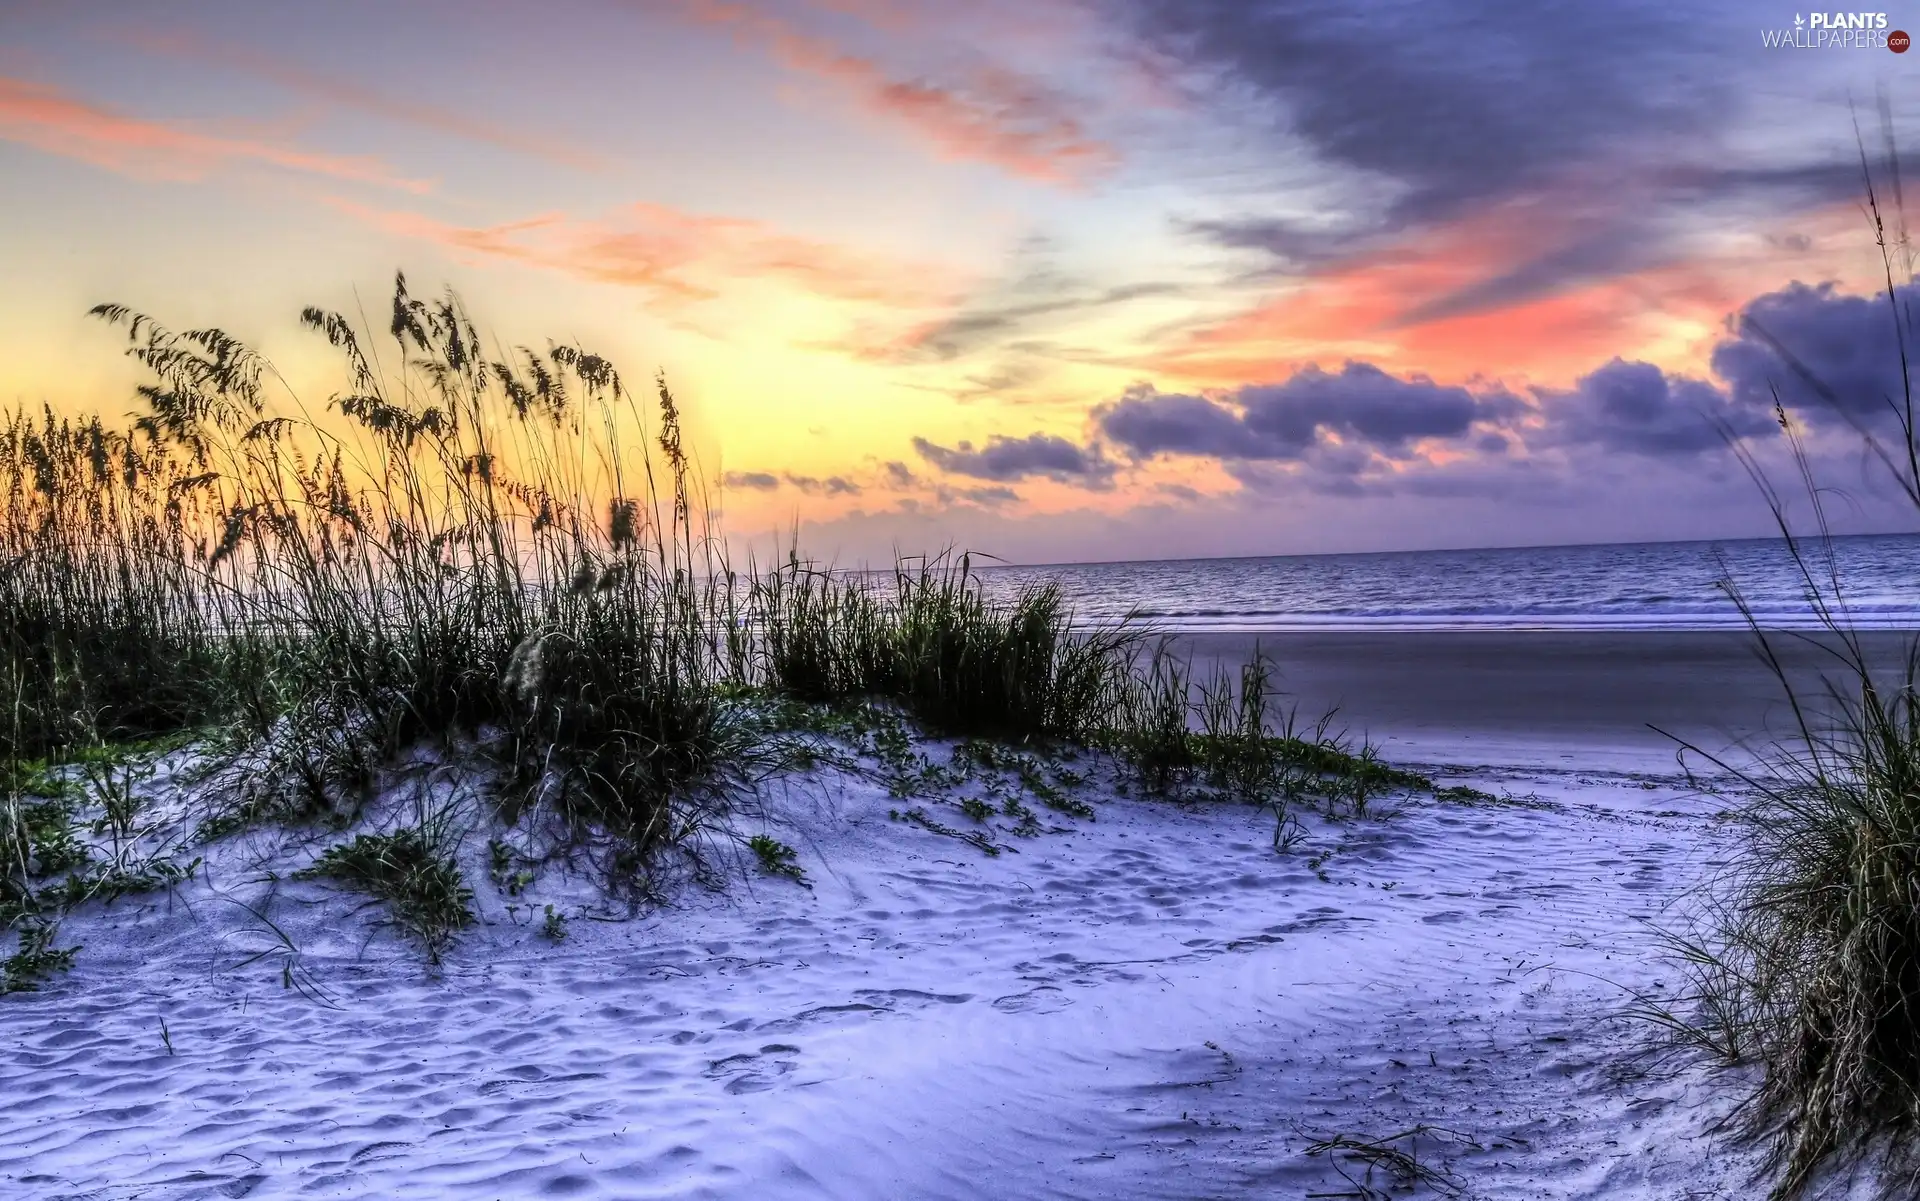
xmin=976 ymin=531 xmax=1920 ymax=633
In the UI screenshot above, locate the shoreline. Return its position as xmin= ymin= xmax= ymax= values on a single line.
xmin=1169 ymin=628 xmax=1918 ymax=771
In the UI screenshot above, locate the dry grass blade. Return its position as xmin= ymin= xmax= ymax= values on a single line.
xmin=1302 ymin=1124 xmax=1478 ymax=1199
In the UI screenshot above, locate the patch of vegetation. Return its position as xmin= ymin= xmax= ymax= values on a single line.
xmin=2 ymin=272 xmax=1464 ymax=988
xmin=489 ymin=838 xmax=535 ymax=896
xmin=3 ymin=796 xmax=87 ymax=878
xmin=297 ymin=827 xmax=473 ymax=961
xmin=0 ymin=918 xmax=79 ymax=995
xmin=1645 ymin=149 xmax=1920 ymax=1199
xmin=540 ymin=904 xmax=568 ymax=942
xmin=39 ymin=857 xmax=200 ymax=911
xmin=1111 ymin=646 xmax=1433 ymax=847
xmin=753 ymin=550 xmax=1139 ymax=742
xmin=747 ymin=834 xmax=808 ymax=884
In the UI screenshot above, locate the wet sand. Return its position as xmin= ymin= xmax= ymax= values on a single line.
xmin=1173 ymin=629 xmax=1920 ymax=771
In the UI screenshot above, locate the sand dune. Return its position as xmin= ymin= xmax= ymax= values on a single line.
xmin=3 ymin=743 xmax=1768 ymax=1200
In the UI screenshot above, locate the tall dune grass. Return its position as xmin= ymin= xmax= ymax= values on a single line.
xmin=0 ymin=275 xmax=1156 ymax=895
xmin=0 ymin=272 xmax=1436 ymax=978
xmin=752 ymin=551 xmax=1137 ymax=740
xmin=1657 ymin=132 xmax=1920 ymax=1198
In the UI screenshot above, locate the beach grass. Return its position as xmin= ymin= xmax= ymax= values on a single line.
xmin=297 ymin=827 xmax=475 ymax=962
xmin=1652 ymin=140 xmax=1920 ymax=1199
xmin=0 ymin=273 xmax=1444 ymax=977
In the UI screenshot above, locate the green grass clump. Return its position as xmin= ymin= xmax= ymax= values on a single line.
xmin=2 ymin=797 xmax=86 ymax=880
xmin=1114 ymin=646 xmax=1429 ymax=832
xmin=1648 ymin=150 xmax=1920 ymax=1198
xmin=0 ymin=918 xmax=78 ymax=995
xmin=751 ymin=551 xmax=1137 ymax=743
xmin=747 ymin=833 xmax=807 ymax=884
xmin=1660 ymin=653 xmax=1920 ymax=1198
xmin=298 ymin=828 xmax=473 ymax=961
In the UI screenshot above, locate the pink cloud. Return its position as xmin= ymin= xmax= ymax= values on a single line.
xmin=333 ymin=197 xmax=959 ymax=310
xmin=121 ymin=31 xmax=603 ymax=171
xmin=0 ymin=74 xmax=430 ymax=191
xmin=677 ymin=0 xmax=1117 ymax=186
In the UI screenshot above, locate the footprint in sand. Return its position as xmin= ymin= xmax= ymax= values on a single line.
xmin=706 ymin=1044 xmax=803 ymax=1094
xmin=991 ymin=985 xmax=1074 ymax=1014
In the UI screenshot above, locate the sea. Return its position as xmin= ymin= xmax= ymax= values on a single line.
xmin=975 ymin=533 xmax=1920 ymax=633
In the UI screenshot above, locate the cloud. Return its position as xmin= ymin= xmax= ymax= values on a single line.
xmin=1099 ymin=362 xmax=1519 ymax=463
xmin=1121 ymin=1 xmax=1738 ymax=241
xmin=935 ymin=482 xmax=1021 ymax=506
xmin=723 ymin=470 xmax=782 ymax=490
xmin=1091 ymin=314 xmax=1836 ymax=498
xmin=124 ymin=31 xmax=603 ymax=170
xmin=1712 ymin=280 xmax=1920 ymax=427
xmin=912 ymin=431 xmax=1115 ymax=484
xmin=882 ymin=460 xmax=918 ymax=486
xmin=331 ymin=198 xmax=953 ymax=309
xmin=675 ymin=0 xmax=1116 ymax=184
xmin=0 ymin=74 xmax=429 ymax=191
xmin=785 ymin=472 xmax=863 ymax=495
xmin=1542 ymin=358 xmax=1775 ymax=456
xmin=1127 ymin=0 xmax=1868 ymax=347
xmin=887 ymin=279 xmax=1185 ymax=363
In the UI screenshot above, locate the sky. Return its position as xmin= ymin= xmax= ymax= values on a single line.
xmin=1 ymin=0 xmax=1917 ymax=565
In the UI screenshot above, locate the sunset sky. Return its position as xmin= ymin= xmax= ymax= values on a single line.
xmin=1 ymin=0 xmax=1915 ymax=564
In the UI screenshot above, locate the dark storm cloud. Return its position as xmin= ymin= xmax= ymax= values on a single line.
xmin=1098 ymin=362 xmax=1518 ymax=462
xmin=912 ymin=432 xmax=1116 ymax=484
xmin=1543 ymin=359 xmax=1776 ymax=456
xmin=1712 ymin=280 xmax=1920 ymax=427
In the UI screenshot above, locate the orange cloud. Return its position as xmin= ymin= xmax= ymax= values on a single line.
xmin=677 ymin=0 xmax=1116 ymax=185
xmin=1145 ymin=199 xmax=1866 ymax=389
xmin=333 ymin=197 xmax=959 ymax=310
xmin=122 ymin=31 xmax=604 ymax=171
xmin=0 ymin=74 xmax=430 ymax=191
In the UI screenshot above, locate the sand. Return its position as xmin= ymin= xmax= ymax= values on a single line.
xmin=9 ymin=630 xmax=1899 ymax=1199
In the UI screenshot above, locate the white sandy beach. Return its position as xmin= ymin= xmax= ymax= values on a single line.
xmin=0 ymin=690 xmax=1804 ymax=1200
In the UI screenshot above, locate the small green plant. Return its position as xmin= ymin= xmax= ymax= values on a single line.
xmin=959 ymin=797 xmax=993 ymax=822
xmin=540 ymin=904 xmax=568 ymax=942
xmin=488 ymin=838 xmax=535 ymax=896
xmin=3 ymin=796 xmax=87 ymax=878
xmin=297 ymin=827 xmax=473 ymax=961
xmin=747 ymin=833 xmax=808 ymax=884
xmin=1 ymin=918 xmax=79 ymax=994
xmin=999 ymin=795 xmax=1042 ymax=836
